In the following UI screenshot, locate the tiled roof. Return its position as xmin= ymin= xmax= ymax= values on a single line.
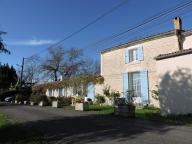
xmin=101 ymin=29 xmax=192 ymax=54
xmin=155 ymin=48 xmax=192 ymax=60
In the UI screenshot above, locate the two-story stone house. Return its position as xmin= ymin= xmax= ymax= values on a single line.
xmin=95 ymin=17 xmax=192 ymax=107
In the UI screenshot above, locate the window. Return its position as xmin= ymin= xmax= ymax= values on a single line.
xmin=129 ymin=49 xmax=138 ymax=62
xmin=124 ymin=46 xmax=144 ymax=64
xmin=48 ymin=89 xmax=52 ymax=96
xmin=128 ymin=72 xmax=141 ymax=97
xmin=59 ymin=88 xmax=63 ymax=96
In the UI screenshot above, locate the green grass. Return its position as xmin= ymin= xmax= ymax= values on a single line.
xmin=135 ymin=107 xmax=192 ymax=126
xmin=88 ymin=105 xmax=192 ymax=126
xmin=0 ymin=113 xmax=46 ymax=144
xmin=135 ymin=106 xmax=160 ymax=119
xmin=89 ymin=105 xmax=114 ymax=115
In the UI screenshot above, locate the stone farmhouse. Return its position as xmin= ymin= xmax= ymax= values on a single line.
xmin=95 ymin=16 xmax=192 ymax=107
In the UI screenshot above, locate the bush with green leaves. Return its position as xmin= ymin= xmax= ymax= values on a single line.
xmin=48 ymin=96 xmax=57 ymax=105
xmin=39 ymin=95 xmax=49 ymax=103
xmin=57 ymin=97 xmax=72 ymax=106
xmin=15 ymin=94 xmax=22 ymax=102
xmin=95 ymin=94 xmax=105 ymax=105
xmin=30 ymin=93 xmax=41 ymax=104
xmin=103 ymin=86 xmax=120 ymax=105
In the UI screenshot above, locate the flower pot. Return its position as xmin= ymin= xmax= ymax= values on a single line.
xmin=39 ymin=101 xmax=47 ymax=107
xmin=24 ymin=101 xmax=28 ymax=105
xmin=114 ymin=105 xmax=135 ymax=117
xmin=75 ymin=103 xmax=89 ymax=111
xmin=52 ymin=101 xmax=62 ymax=108
xmin=15 ymin=100 xmax=18 ymax=104
xmin=30 ymin=101 xmax=35 ymax=106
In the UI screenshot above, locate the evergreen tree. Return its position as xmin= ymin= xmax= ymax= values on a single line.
xmin=0 ymin=63 xmax=18 ymax=89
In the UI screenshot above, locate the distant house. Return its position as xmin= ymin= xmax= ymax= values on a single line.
xmin=33 ymin=75 xmax=103 ymax=101
xmin=95 ymin=16 xmax=192 ymax=107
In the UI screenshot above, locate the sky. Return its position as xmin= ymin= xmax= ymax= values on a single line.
xmin=0 ymin=0 xmax=192 ymax=69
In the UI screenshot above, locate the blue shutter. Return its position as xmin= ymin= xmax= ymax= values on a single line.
xmin=125 ymin=49 xmax=129 ymax=64
xmin=62 ymin=88 xmax=65 ymax=96
xmin=87 ymin=83 xmax=94 ymax=100
xmin=123 ymin=73 xmax=129 ymax=100
xmin=137 ymin=46 xmax=144 ymax=61
xmin=140 ymin=70 xmax=149 ymax=105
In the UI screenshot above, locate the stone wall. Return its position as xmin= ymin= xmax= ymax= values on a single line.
xmin=96 ymin=35 xmax=180 ymax=107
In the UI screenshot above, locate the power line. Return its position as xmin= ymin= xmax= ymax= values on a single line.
xmin=86 ymin=0 xmax=192 ymax=49
xmin=28 ymin=0 xmax=130 ymax=58
xmin=94 ymin=7 xmax=192 ymax=52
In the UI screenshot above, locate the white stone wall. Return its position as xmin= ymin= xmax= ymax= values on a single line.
xmin=156 ymin=54 xmax=192 ymax=116
xmin=183 ymin=35 xmax=192 ymax=49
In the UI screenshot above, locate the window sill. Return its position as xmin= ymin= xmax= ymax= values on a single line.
xmin=126 ymin=60 xmax=141 ymax=65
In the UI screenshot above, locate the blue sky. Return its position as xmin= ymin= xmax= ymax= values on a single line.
xmin=0 ymin=0 xmax=192 ymax=68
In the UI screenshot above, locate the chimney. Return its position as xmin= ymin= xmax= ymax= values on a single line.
xmin=174 ymin=16 xmax=182 ymax=31
xmin=173 ymin=16 xmax=183 ymax=50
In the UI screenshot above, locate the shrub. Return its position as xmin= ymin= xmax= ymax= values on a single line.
xmin=30 ymin=93 xmax=41 ymax=104
xmin=75 ymin=96 xmax=84 ymax=103
xmin=58 ymin=97 xmax=72 ymax=106
xmin=95 ymin=94 xmax=105 ymax=105
xmin=15 ymin=94 xmax=22 ymax=102
xmin=48 ymin=96 xmax=57 ymax=105
xmin=39 ymin=95 xmax=48 ymax=103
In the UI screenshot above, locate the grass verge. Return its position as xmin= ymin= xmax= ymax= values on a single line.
xmin=0 ymin=113 xmax=46 ymax=144
xmin=89 ymin=105 xmax=114 ymax=115
xmin=89 ymin=105 xmax=192 ymax=126
xmin=135 ymin=107 xmax=192 ymax=126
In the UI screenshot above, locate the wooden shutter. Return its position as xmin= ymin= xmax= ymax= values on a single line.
xmin=140 ymin=70 xmax=149 ymax=105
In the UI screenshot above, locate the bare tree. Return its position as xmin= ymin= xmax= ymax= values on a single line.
xmin=23 ymin=56 xmax=41 ymax=84
xmin=41 ymin=47 xmax=65 ymax=81
xmin=61 ymin=48 xmax=84 ymax=78
xmin=0 ymin=32 xmax=10 ymax=54
xmin=41 ymin=47 xmax=100 ymax=81
xmin=80 ymin=59 xmax=100 ymax=75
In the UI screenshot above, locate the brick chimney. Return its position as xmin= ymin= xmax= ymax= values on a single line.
xmin=174 ymin=16 xmax=183 ymax=50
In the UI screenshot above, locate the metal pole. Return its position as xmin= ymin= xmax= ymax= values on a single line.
xmin=20 ymin=57 xmax=25 ymax=83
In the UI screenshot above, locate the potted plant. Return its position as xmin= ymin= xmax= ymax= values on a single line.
xmin=114 ymin=91 xmax=136 ymax=117
xmin=30 ymin=93 xmax=40 ymax=106
xmin=75 ymin=96 xmax=89 ymax=111
xmin=15 ymin=94 xmax=22 ymax=104
xmin=38 ymin=95 xmax=48 ymax=106
xmin=52 ymin=97 xmax=62 ymax=108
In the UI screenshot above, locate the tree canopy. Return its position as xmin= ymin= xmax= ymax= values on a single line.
xmin=0 ymin=32 xmax=10 ymax=54
xmin=0 ymin=63 xmax=18 ymax=89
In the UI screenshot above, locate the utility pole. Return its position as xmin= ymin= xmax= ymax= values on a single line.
xmin=20 ymin=57 xmax=25 ymax=85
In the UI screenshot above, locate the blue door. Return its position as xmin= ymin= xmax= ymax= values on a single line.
xmin=87 ymin=83 xmax=95 ymax=100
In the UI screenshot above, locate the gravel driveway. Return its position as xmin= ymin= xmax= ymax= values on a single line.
xmin=0 ymin=103 xmax=192 ymax=144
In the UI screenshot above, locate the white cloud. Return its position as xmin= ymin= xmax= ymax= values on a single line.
xmin=7 ymin=39 xmax=57 ymax=46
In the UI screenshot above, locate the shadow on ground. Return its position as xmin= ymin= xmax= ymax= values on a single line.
xmin=0 ymin=114 xmax=174 ymax=144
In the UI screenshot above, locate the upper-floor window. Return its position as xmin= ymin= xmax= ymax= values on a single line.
xmin=129 ymin=48 xmax=138 ymax=62
xmin=125 ymin=46 xmax=144 ymax=64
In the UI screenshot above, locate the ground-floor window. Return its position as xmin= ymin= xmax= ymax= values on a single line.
xmin=59 ymin=88 xmax=64 ymax=96
xmin=48 ymin=89 xmax=53 ymax=96
xmin=128 ymin=72 xmax=141 ymax=97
